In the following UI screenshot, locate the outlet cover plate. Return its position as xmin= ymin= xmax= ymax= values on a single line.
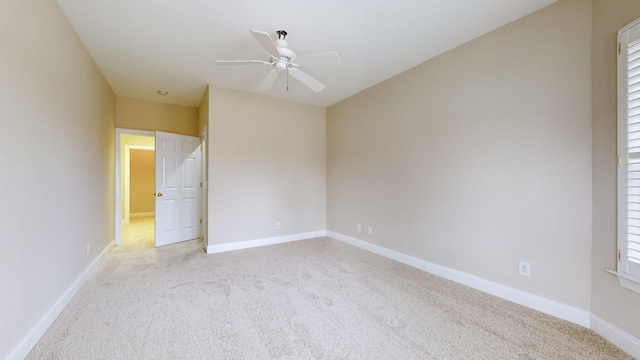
xmin=519 ymin=261 xmax=531 ymax=277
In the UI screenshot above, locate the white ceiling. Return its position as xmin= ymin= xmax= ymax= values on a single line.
xmin=56 ymin=0 xmax=556 ymax=108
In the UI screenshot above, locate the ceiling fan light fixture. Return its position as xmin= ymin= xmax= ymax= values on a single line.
xmin=275 ymin=60 xmax=287 ymax=71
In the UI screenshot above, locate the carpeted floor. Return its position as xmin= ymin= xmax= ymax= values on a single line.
xmin=26 ymin=220 xmax=631 ymax=359
xmin=121 ymin=216 xmax=155 ymax=249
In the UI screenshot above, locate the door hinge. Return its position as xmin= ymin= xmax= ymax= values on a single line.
xmin=618 ymin=154 xmax=622 ymax=167
xmin=200 ymin=219 xmax=202 ymax=224
xmin=618 ymin=42 xmax=622 ymax=55
xmin=618 ymin=249 xmax=622 ymax=262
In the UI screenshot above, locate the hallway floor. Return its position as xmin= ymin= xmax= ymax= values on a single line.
xmin=122 ymin=216 xmax=155 ymax=249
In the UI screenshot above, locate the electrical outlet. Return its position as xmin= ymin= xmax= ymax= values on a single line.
xmin=275 ymin=221 xmax=281 ymax=229
xmin=86 ymin=243 xmax=90 ymax=255
xmin=357 ymin=223 xmax=361 ymax=232
xmin=519 ymin=261 xmax=531 ymax=277
xmin=367 ymin=226 xmax=372 ymax=235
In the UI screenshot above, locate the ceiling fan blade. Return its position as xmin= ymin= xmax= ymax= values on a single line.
xmin=214 ymin=60 xmax=271 ymax=65
xmin=288 ymin=68 xmax=326 ymax=93
xmin=249 ymin=30 xmax=281 ymax=59
xmin=294 ymin=52 xmax=341 ymax=67
xmin=258 ymin=70 xmax=279 ymax=91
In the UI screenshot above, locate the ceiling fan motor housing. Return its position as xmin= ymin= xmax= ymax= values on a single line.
xmin=276 ymin=44 xmax=295 ymax=60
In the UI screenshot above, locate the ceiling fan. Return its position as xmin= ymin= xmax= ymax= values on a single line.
xmin=215 ymin=29 xmax=340 ymax=93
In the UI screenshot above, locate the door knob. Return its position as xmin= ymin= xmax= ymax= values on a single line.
xmin=157 ymin=193 xmax=163 ymax=197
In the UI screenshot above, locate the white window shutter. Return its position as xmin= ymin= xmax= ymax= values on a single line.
xmin=618 ymin=18 xmax=640 ymax=285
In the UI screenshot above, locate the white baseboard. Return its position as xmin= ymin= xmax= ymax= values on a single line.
xmin=327 ymin=231 xmax=591 ymax=328
xmin=591 ymin=314 xmax=640 ymax=359
xmin=206 ymin=230 xmax=327 ymax=254
xmin=130 ymin=212 xmax=154 ymax=218
xmin=6 ymin=240 xmax=114 ymax=360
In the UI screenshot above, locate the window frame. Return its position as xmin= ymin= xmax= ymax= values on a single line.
xmin=612 ymin=16 xmax=640 ymax=294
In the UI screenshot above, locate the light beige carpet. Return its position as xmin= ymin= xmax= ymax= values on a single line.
xmin=121 ymin=216 xmax=155 ymax=249
xmin=27 ymin=223 xmax=631 ymax=359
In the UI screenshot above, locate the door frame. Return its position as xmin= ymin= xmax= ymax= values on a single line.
xmin=200 ymin=125 xmax=208 ymax=249
xmin=115 ymin=128 xmax=155 ymax=246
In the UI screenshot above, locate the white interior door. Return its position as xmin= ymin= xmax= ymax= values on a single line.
xmin=155 ymin=131 xmax=201 ymax=247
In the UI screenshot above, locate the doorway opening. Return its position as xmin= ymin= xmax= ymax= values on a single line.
xmin=124 ymin=147 xmax=155 ymax=248
xmin=115 ymin=129 xmax=155 ymax=248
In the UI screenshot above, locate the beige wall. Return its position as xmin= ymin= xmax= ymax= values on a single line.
xmin=0 ymin=0 xmax=115 ymax=357
xmin=130 ymin=149 xmax=155 ymax=214
xmin=327 ymin=0 xmax=592 ymax=309
xmin=208 ymin=86 xmax=326 ymax=244
xmin=592 ymin=0 xmax=640 ymax=340
xmin=116 ymin=96 xmax=199 ymax=136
